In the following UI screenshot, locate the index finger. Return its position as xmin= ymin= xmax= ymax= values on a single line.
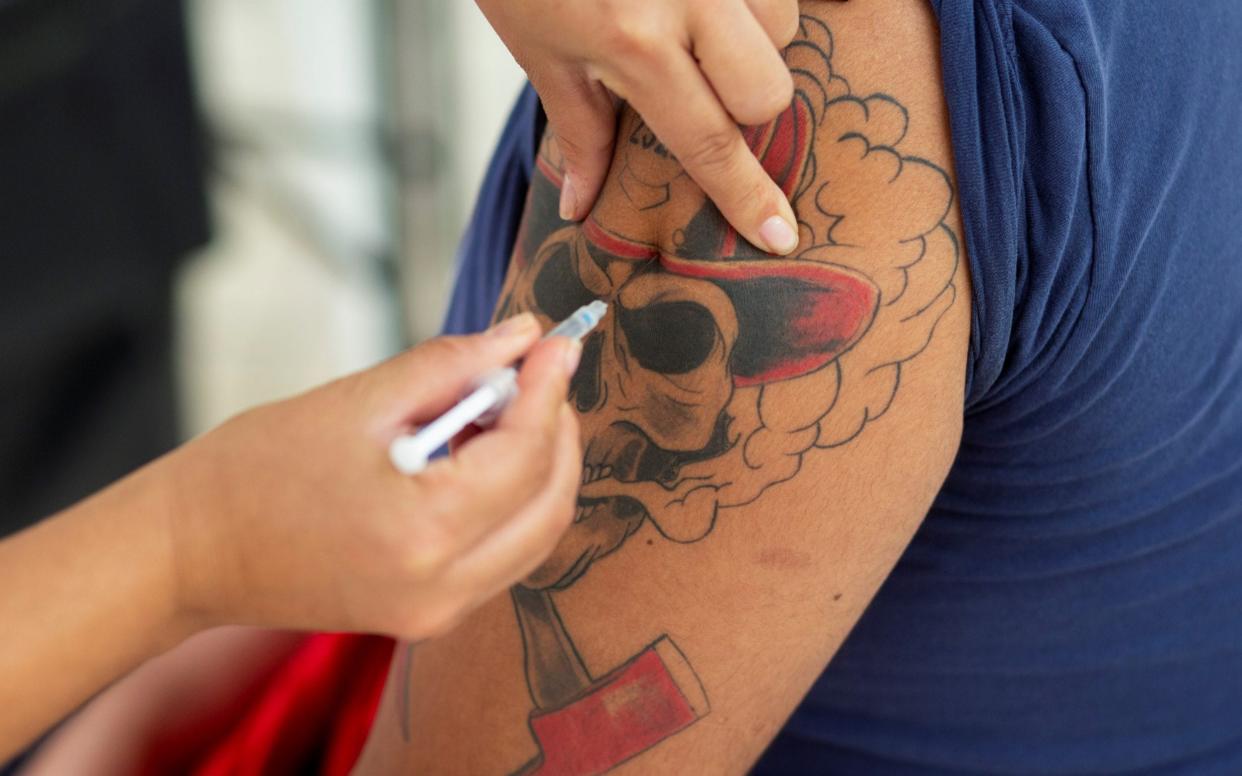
xmin=692 ymin=0 xmax=793 ymax=125
xmin=415 ymin=337 xmax=579 ymax=557
xmin=615 ymin=49 xmax=800 ymax=256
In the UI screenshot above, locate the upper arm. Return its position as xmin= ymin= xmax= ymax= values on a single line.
xmin=359 ymin=2 xmax=970 ymax=772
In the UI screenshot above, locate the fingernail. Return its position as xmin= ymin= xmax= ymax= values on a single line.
xmin=562 ymin=339 xmax=583 ymax=376
xmin=488 ymin=312 xmax=538 ymax=338
xmin=558 ymin=175 xmax=578 ymax=221
xmin=759 ymin=215 xmax=799 ymax=255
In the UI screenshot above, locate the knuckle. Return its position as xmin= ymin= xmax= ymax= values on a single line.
xmin=421 ymin=334 xmax=474 ymax=363
xmin=551 ymin=128 xmax=586 ymax=158
xmin=737 ymin=174 xmax=775 ymax=213
xmin=550 ymin=128 xmax=607 ymax=164
xmin=409 ymin=336 xmax=475 ymax=379
xmin=600 ymin=12 xmax=665 ymax=63
xmin=555 ymin=123 xmax=614 ymax=159
xmin=682 ymin=127 xmax=744 ymax=176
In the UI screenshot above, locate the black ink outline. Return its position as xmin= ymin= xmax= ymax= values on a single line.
xmin=399 ymin=14 xmax=963 ymax=773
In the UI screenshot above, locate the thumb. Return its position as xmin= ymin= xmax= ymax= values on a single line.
xmin=363 ymin=313 xmax=542 ymax=430
xmin=532 ymin=70 xmax=617 ymax=222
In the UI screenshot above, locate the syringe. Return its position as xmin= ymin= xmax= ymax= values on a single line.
xmin=388 ymin=300 xmax=607 ymax=475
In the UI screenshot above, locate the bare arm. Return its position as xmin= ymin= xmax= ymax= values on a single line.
xmin=357 ymin=1 xmax=970 ymax=773
xmin=0 ymin=327 xmax=580 ymax=761
xmin=0 ymin=460 xmax=193 ymax=760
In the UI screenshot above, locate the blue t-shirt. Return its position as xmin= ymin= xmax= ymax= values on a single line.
xmin=444 ymin=2 xmax=1242 ymax=771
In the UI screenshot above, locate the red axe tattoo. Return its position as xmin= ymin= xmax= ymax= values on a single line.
xmin=511 ymin=587 xmax=709 ymax=776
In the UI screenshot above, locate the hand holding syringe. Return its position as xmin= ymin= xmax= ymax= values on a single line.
xmin=389 ymin=300 xmax=607 ymax=475
xmin=0 ymin=306 xmax=590 ymax=745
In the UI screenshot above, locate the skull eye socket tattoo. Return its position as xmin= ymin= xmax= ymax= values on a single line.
xmin=404 ymin=15 xmax=962 ymax=774
xmin=616 ymin=300 xmax=717 ymax=376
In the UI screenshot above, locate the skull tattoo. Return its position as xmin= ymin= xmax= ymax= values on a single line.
xmin=470 ymin=16 xmax=964 ymax=774
xmin=495 ymin=16 xmax=957 ymax=593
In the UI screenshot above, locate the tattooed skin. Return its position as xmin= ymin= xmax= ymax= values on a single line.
xmin=400 ymin=15 xmax=958 ymax=775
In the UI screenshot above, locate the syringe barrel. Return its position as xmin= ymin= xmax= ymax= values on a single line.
xmin=546 ymin=300 xmax=608 ymax=340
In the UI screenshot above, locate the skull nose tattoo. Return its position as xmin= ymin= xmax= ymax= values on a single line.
xmin=406 ymin=15 xmax=961 ymax=774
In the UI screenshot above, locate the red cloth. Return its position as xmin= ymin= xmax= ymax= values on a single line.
xmin=183 ymin=633 xmax=393 ymax=776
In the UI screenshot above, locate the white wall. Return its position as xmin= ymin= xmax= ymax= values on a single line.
xmin=391 ymin=0 xmax=525 ymax=340
xmin=177 ymin=0 xmax=523 ymax=436
xmin=449 ymin=2 xmax=526 ymax=219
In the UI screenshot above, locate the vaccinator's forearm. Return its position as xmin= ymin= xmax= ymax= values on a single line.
xmin=0 ymin=457 xmax=194 ymax=760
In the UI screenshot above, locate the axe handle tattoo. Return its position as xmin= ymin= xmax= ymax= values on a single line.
xmin=512 ymin=586 xmax=593 ymax=709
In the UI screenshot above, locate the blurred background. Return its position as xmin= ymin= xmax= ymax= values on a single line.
xmin=179 ymin=0 xmax=523 ymax=432
xmin=0 ymin=0 xmax=524 ymax=537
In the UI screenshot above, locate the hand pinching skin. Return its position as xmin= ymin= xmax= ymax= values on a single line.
xmin=477 ymin=0 xmax=818 ymax=255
